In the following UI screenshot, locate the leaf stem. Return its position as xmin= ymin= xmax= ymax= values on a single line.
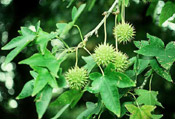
xmin=75 ymin=47 xmax=79 ymax=67
xmin=56 ymin=36 xmax=70 ymax=49
xmin=103 ymin=12 xmax=107 ymax=45
xmin=74 ymin=25 xmax=84 ymax=42
xmin=121 ymin=0 xmax=125 ymax=23
xmin=149 ymin=75 xmax=153 ymax=91
xmin=83 ymin=47 xmax=104 ymax=76
xmin=128 ymin=92 xmax=140 ymax=108
xmin=84 ymin=0 xmax=119 ymax=40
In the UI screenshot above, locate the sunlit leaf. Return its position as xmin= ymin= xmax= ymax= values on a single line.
xmin=135 ymin=89 xmax=163 ymax=107
xmin=125 ymin=104 xmax=156 ymax=119
xmin=159 ymin=1 xmax=175 ymax=25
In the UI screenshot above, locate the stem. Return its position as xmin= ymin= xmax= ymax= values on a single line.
xmin=115 ymin=14 xmax=118 ymax=51
xmin=84 ymin=0 xmax=119 ymax=40
xmin=128 ymin=92 xmax=140 ymax=108
xmin=75 ymin=47 xmax=78 ymax=67
xmin=149 ymin=75 xmax=153 ymax=91
xmin=83 ymin=47 xmax=104 ymax=76
xmin=104 ymin=14 xmax=107 ymax=45
xmin=74 ymin=25 xmax=84 ymax=41
xmin=56 ymin=36 xmax=70 ymax=49
xmin=121 ymin=0 xmax=125 ymax=23
xmin=138 ymin=77 xmax=149 ymax=89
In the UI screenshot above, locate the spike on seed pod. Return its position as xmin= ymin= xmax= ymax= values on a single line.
xmin=65 ymin=67 xmax=88 ymax=90
xmin=114 ymin=51 xmax=129 ymax=72
xmin=93 ymin=43 xmax=116 ymax=67
xmin=113 ymin=22 xmax=135 ymax=43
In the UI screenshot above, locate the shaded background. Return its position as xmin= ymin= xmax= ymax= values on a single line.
xmin=0 ymin=0 xmax=175 ymax=118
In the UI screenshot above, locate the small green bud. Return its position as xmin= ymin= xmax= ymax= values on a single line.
xmin=113 ymin=22 xmax=135 ymax=43
xmin=93 ymin=44 xmax=116 ymax=67
xmin=65 ymin=67 xmax=88 ymax=90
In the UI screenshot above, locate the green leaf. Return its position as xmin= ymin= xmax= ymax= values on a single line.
xmin=125 ymin=0 xmax=130 ymax=7
xmin=150 ymin=59 xmax=172 ymax=82
xmin=35 ymin=21 xmax=41 ymax=32
xmin=121 ymin=102 xmax=133 ymax=117
xmin=134 ymin=59 xmax=150 ymax=75
xmin=21 ymin=27 xmax=36 ymax=36
xmin=135 ymin=34 xmax=175 ymax=70
xmin=32 ymin=67 xmax=56 ymax=96
xmin=87 ymin=0 xmax=96 ymax=11
xmin=135 ymin=89 xmax=163 ymax=107
xmin=72 ymin=6 xmax=78 ymax=20
xmin=36 ymin=29 xmax=56 ymax=54
xmin=159 ymin=1 xmax=175 ymax=25
xmin=2 ymin=36 xmax=26 ymax=50
xmin=125 ymin=104 xmax=156 ymax=119
xmin=134 ymin=40 xmax=149 ymax=49
xmin=30 ymin=71 xmax=38 ymax=79
xmin=115 ymin=72 xmax=136 ymax=88
xmin=100 ymin=76 xmax=120 ymax=117
xmin=88 ymin=65 xmax=121 ymax=117
xmin=57 ymin=69 xmax=67 ymax=88
xmin=77 ymin=102 xmax=101 ymax=119
xmin=67 ymin=0 xmax=76 ymax=8
xmin=50 ymin=90 xmax=82 ymax=108
xmin=16 ymin=80 xmax=34 ymax=99
xmin=2 ymin=27 xmax=36 ymax=64
xmin=56 ymin=23 xmax=68 ymax=35
xmin=82 ymin=56 xmax=96 ymax=73
xmin=19 ymin=50 xmax=64 ymax=77
xmin=51 ymin=104 xmax=70 ymax=119
xmin=146 ymin=0 xmax=158 ymax=17
xmin=152 ymin=114 xmax=163 ymax=119
xmin=104 ymin=64 xmax=135 ymax=88
xmin=4 ymin=44 xmax=27 ymax=64
xmin=35 ymin=85 xmax=52 ymax=119
xmin=73 ymin=4 xmax=86 ymax=22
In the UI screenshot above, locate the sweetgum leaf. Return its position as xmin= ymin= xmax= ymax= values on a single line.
xmin=135 ymin=89 xmax=163 ymax=107
xmin=152 ymin=114 xmax=163 ymax=119
xmin=150 ymin=59 xmax=172 ymax=82
xmin=72 ymin=6 xmax=78 ymax=20
xmin=134 ymin=59 xmax=150 ymax=75
xmin=135 ymin=34 xmax=175 ymax=70
xmin=159 ymin=1 xmax=175 ymax=25
xmin=16 ymin=80 xmax=34 ymax=99
xmin=88 ymin=64 xmax=136 ymax=117
xmin=2 ymin=27 xmax=36 ymax=64
xmin=32 ymin=67 xmax=55 ymax=96
xmin=35 ymin=85 xmax=52 ymax=119
xmin=50 ymin=90 xmax=83 ymax=108
xmin=73 ymin=4 xmax=86 ymax=22
xmin=19 ymin=50 xmax=64 ymax=77
xmin=36 ymin=29 xmax=57 ymax=54
xmin=87 ymin=0 xmax=96 ymax=11
xmin=77 ymin=102 xmax=101 ymax=119
xmin=125 ymin=104 xmax=156 ymax=119
xmin=51 ymin=104 xmax=70 ymax=119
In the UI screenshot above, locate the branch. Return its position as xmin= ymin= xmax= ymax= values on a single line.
xmin=84 ymin=0 xmax=119 ymax=41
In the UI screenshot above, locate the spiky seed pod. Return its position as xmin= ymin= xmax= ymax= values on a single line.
xmin=65 ymin=67 xmax=88 ymax=90
xmin=113 ymin=22 xmax=135 ymax=43
xmin=114 ymin=51 xmax=129 ymax=72
xmin=93 ymin=44 xmax=116 ymax=67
